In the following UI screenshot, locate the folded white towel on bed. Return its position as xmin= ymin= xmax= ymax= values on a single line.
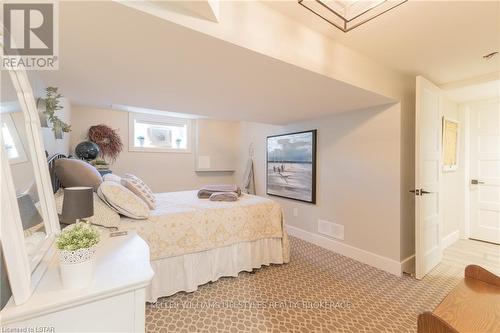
xmin=209 ymin=192 xmax=239 ymax=202
xmin=198 ymin=184 xmax=241 ymax=198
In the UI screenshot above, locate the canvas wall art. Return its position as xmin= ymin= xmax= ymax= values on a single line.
xmin=442 ymin=117 xmax=459 ymax=172
xmin=266 ymin=130 xmax=317 ymax=203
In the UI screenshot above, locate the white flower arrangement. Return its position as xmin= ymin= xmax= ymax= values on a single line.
xmin=56 ymin=222 xmax=100 ymax=251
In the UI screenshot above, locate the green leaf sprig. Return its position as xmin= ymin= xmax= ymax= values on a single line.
xmin=43 ymin=87 xmax=71 ymax=134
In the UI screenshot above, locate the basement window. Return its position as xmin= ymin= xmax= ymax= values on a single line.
xmin=129 ymin=112 xmax=191 ymax=153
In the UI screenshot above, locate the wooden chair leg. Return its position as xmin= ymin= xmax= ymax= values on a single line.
xmin=417 ymin=312 xmax=458 ymax=333
xmin=465 ymin=264 xmax=500 ymax=287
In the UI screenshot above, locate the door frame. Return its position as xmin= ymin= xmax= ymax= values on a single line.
xmin=461 ymin=103 xmax=471 ymax=240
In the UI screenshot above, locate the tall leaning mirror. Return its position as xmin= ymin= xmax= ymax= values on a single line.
xmin=1 ymin=68 xmax=60 ymax=305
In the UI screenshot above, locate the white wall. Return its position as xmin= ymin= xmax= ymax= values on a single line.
xmin=237 ymin=103 xmax=404 ymax=269
xmin=70 ymin=106 xmax=238 ymax=192
xmin=195 ymin=119 xmax=240 ymax=171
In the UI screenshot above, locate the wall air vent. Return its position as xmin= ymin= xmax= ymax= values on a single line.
xmin=318 ymin=219 xmax=344 ymax=240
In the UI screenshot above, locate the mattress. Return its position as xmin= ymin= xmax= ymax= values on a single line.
xmin=119 ymin=191 xmax=290 ymax=262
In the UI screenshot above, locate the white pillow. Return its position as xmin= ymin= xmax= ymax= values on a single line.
xmin=121 ymin=174 xmax=156 ymax=209
xmin=98 ymin=181 xmax=149 ymax=219
xmin=103 ymin=173 xmax=122 ymax=183
xmin=55 ymin=190 xmax=120 ymax=228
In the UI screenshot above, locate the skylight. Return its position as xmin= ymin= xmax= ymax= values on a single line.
xmin=299 ymin=0 xmax=407 ymax=32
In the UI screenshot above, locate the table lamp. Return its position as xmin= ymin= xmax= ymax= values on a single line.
xmin=61 ymin=187 xmax=94 ymax=224
xmin=17 ymin=193 xmax=43 ymax=230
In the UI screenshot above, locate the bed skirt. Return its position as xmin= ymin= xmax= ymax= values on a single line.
xmin=146 ymin=238 xmax=285 ymax=302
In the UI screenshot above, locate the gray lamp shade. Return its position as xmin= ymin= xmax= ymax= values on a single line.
xmin=61 ymin=187 xmax=94 ymax=223
xmin=17 ymin=194 xmax=43 ymax=230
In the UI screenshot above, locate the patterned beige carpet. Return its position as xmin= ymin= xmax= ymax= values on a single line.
xmin=145 ymin=237 xmax=484 ymax=332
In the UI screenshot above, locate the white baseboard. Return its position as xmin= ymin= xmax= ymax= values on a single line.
xmin=442 ymin=230 xmax=460 ymax=249
xmin=286 ymin=225 xmax=404 ymax=276
xmin=400 ymin=255 xmax=415 ymax=275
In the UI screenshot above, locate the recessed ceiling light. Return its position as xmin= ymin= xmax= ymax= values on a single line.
xmin=298 ymin=0 xmax=408 ymax=32
xmin=483 ymin=52 xmax=499 ymax=60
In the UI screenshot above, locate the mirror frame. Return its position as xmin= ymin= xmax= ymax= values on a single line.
xmin=0 ymin=68 xmax=61 ymax=305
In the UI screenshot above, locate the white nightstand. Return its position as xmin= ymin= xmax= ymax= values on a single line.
xmin=1 ymin=232 xmax=154 ymax=332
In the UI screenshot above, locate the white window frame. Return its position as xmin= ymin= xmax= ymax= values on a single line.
xmin=128 ymin=112 xmax=192 ymax=153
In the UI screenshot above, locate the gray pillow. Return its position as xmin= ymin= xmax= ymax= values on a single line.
xmin=55 ymin=158 xmax=103 ymax=191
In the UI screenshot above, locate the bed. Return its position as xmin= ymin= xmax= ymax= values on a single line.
xmin=122 ymin=190 xmax=289 ymax=301
xmin=48 ymin=154 xmax=290 ymax=302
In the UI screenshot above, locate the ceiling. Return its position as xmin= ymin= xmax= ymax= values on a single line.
xmin=36 ymin=1 xmax=393 ymax=125
xmin=265 ymin=0 xmax=500 ymax=85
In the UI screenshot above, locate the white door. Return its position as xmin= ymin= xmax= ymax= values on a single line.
xmin=415 ymin=76 xmax=443 ymax=279
xmin=469 ymin=99 xmax=500 ymax=244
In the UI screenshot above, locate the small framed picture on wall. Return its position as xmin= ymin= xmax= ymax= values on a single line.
xmin=442 ymin=117 xmax=459 ymax=172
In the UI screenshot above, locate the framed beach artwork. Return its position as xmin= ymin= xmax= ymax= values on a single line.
xmin=442 ymin=117 xmax=459 ymax=172
xmin=266 ymin=130 xmax=317 ymax=204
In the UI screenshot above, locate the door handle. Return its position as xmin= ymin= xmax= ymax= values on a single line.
xmin=409 ymin=189 xmax=432 ymax=195
xmin=471 ymin=179 xmax=485 ymax=185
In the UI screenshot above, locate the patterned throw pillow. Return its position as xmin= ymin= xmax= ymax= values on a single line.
xmin=98 ymin=181 xmax=149 ymax=219
xmin=54 ymin=190 xmax=120 ymax=228
xmin=121 ymin=174 xmax=156 ymax=209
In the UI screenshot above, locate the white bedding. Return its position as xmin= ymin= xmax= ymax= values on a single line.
xmin=119 ymin=191 xmax=290 ymax=262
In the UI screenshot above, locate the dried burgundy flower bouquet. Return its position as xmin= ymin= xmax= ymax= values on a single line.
xmin=88 ymin=124 xmax=123 ymax=162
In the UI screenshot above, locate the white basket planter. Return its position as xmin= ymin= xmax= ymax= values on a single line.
xmin=58 ymin=246 xmax=96 ymax=289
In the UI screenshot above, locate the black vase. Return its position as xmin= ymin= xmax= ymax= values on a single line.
xmin=75 ymin=141 xmax=100 ymax=160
